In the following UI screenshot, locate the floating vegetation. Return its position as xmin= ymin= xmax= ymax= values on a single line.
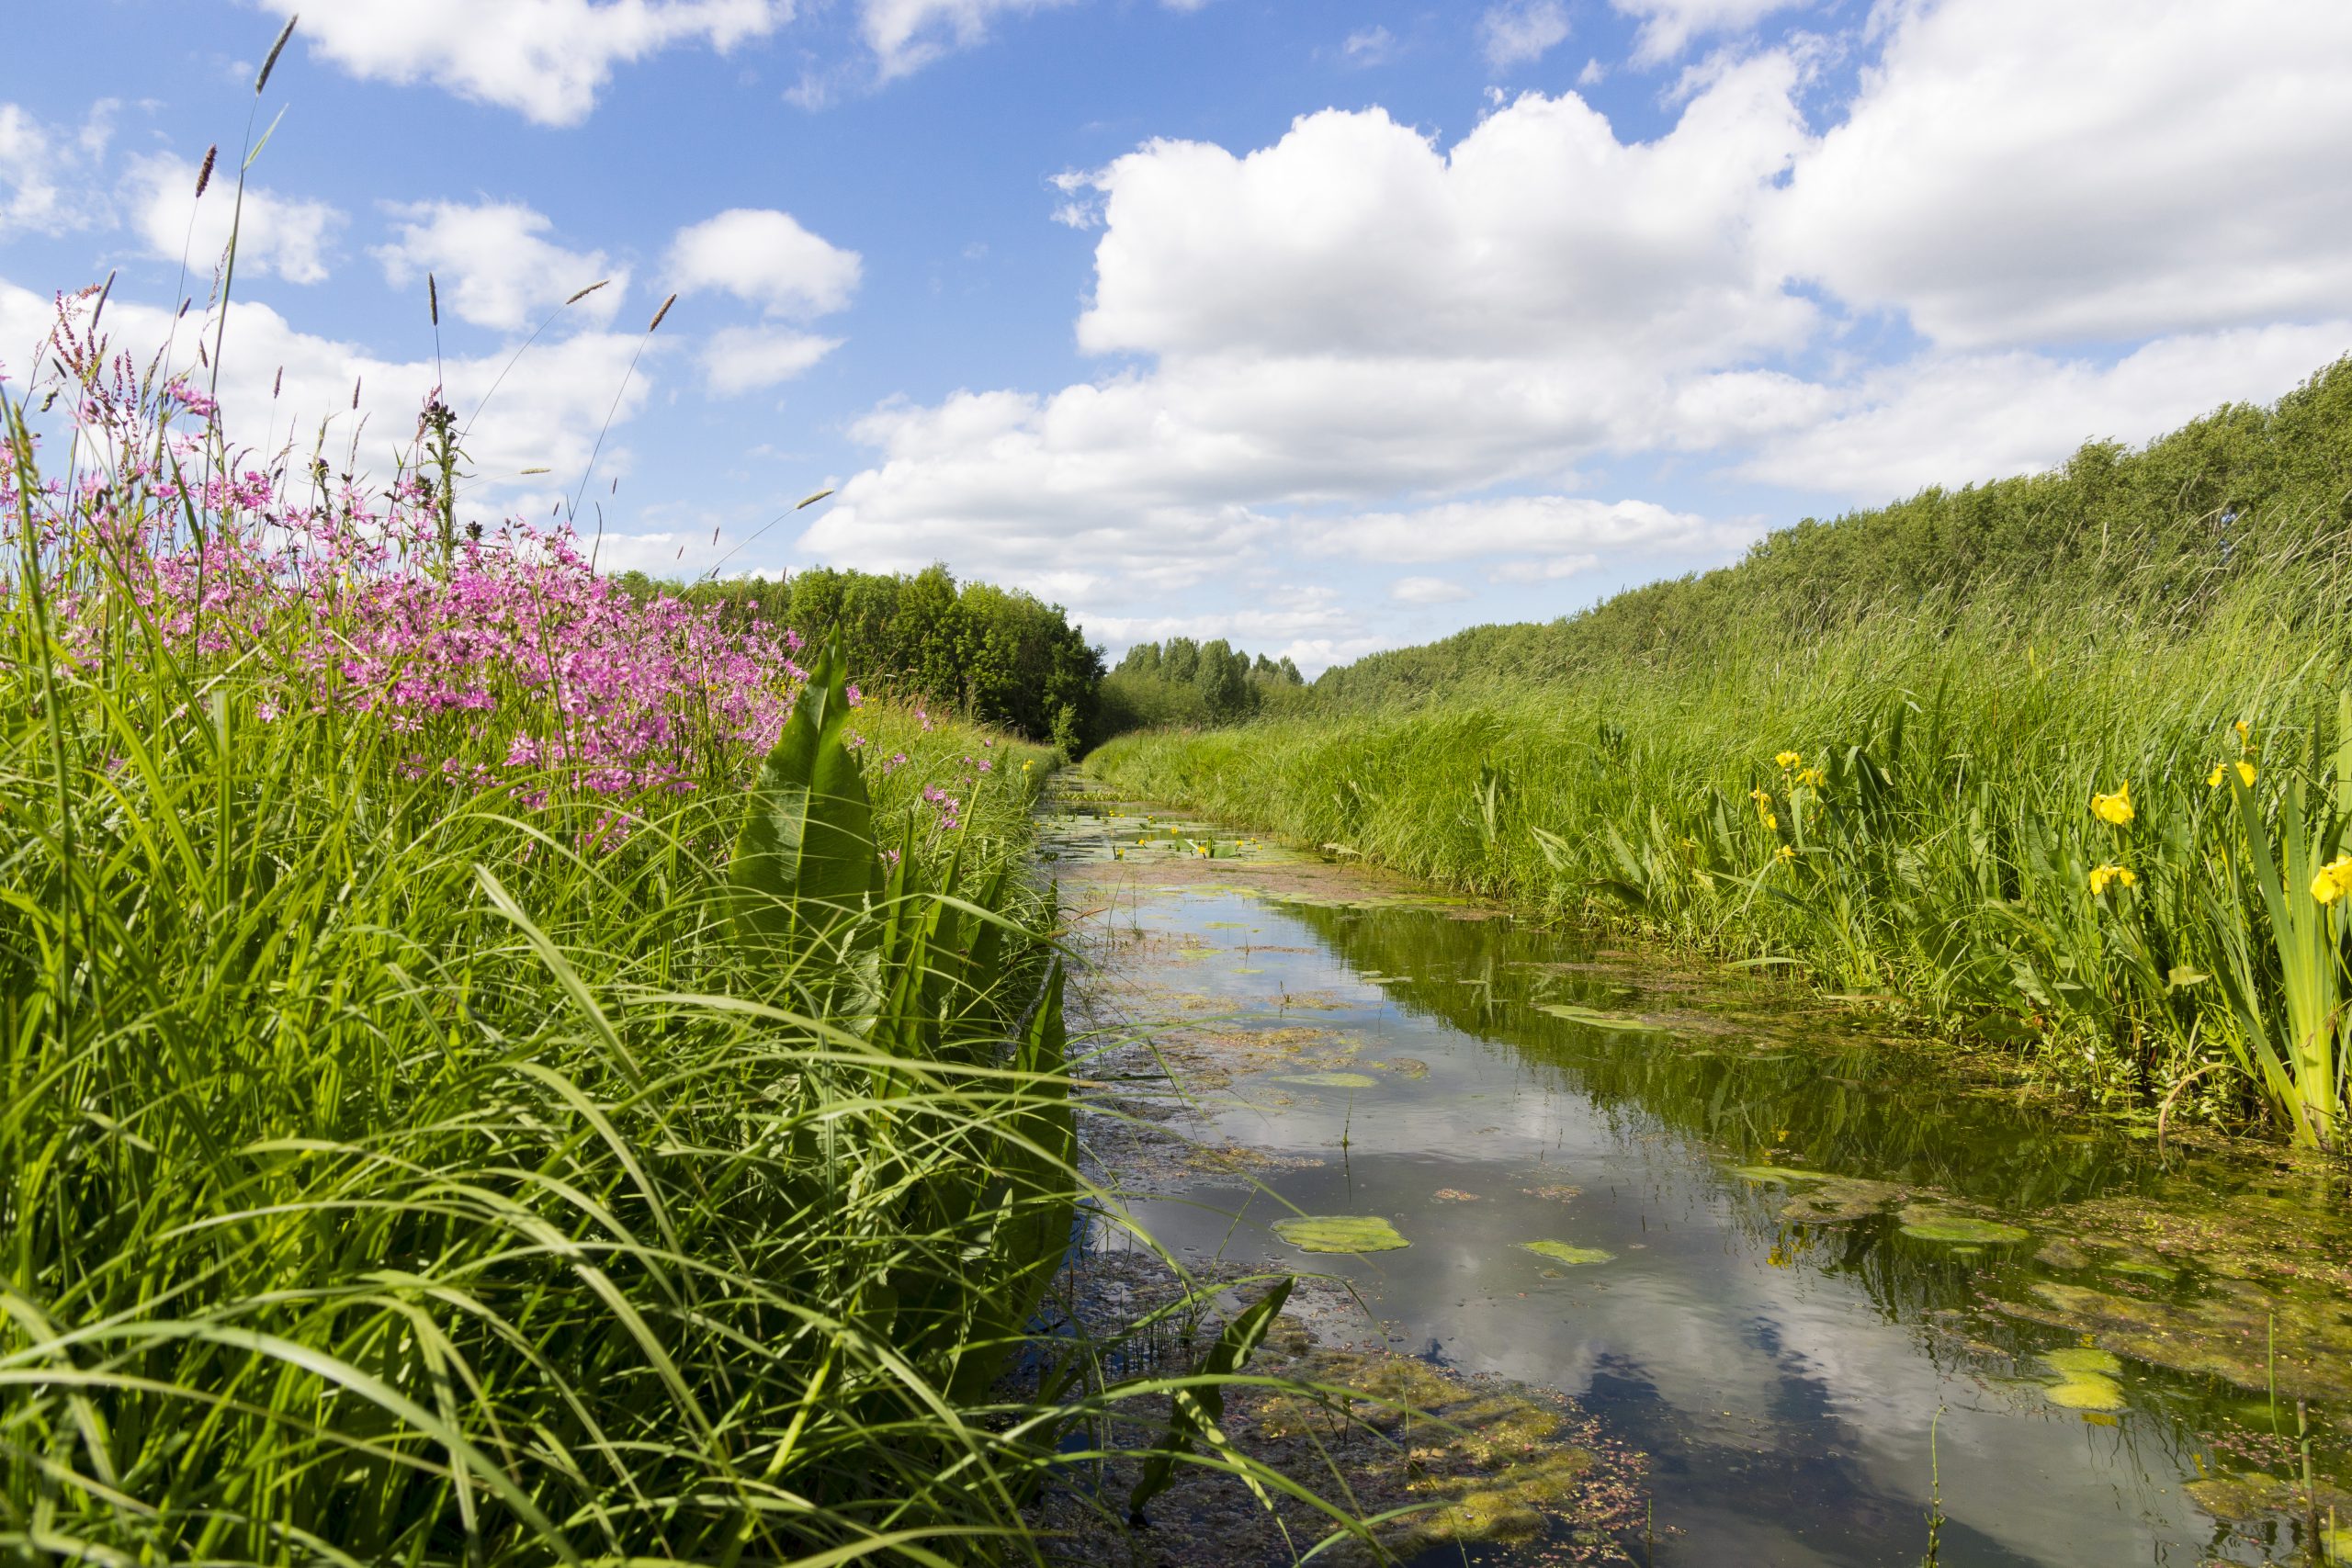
xmin=2041 ymin=1347 xmax=2123 ymax=1378
xmin=1779 ymin=1175 xmax=1908 ymax=1224
xmin=1277 ymin=1071 xmax=1381 ymax=1089
xmin=1535 ymin=1002 xmax=1668 ymax=1031
xmin=1898 ymin=1205 xmax=2030 ymax=1246
xmin=1387 ymin=1056 xmax=1430 ymax=1079
xmin=1434 ymin=1189 xmax=1481 ymax=1201
xmin=1273 ymin=1215 xmax=1410 ymax=1253
xmin=1521 ymin=1240 xmax=1613 ymax=1266
xmin=2044 ymin=1374 xmax=2128 ymax=1412
xmin=1522 ymin=1184 xmax=1582 ymax=1202
xmin=1730 ymin=1165 xmax=1824 ymax=1183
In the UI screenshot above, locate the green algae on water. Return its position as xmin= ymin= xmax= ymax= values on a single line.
xmin=1535 ymin=1002 xmax=1668 ymax=1032
xmin=1273 ymin=1215 xmax=1409 ymax=1253
xmin=2041 ymin=1347 xmax=2122 ymax=1378
xmin=2043 ymin=1373 xmax=2127 ymax=1412
xmin=1730 ymin=1165 xmax=1826 ymax=1184
xmin=1899 ymin=1209 xmax=2030 ymax=1246
xmin=1520 ymin=1240 xmax=1613 ymax=1266
xmin=1278 ymin=1071 xmax=1381 ymax=1089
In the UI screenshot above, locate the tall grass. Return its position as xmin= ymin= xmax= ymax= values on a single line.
xmin=0 ymin=243 xmax=1363 ymax=1558
xmin=1092 ymin=542 xmax=2352 ymax=1145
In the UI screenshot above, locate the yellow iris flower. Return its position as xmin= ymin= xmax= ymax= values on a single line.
xmin=2209 ymin=760 xmax=2257 ymax=788
xmin=1775 ymin=750 xmax=1803 ymax=770
xmin=2087 ymin=863 xmax=2138 ymax=897
xmin=2090 ymin=782 xmax=2134 ymax=826
xmin=2313 ymin=854 xmax=2352 ymax=905
xmin=1776 ymin=844 xmax=1795 ymax=863
xmin=1795 ymin=765 xmax=1826 ymax=789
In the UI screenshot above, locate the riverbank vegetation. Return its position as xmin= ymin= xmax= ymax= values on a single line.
xmin=0 ymin=248 xmax=1351 ymax=1556
xmin=622 ymin=565 xmax=1104 ymax=750
xmin=1091 ymin=356 xmax=2352 ymax=1147
xmin=1096 ymin=637 xmax=1306 ymax=736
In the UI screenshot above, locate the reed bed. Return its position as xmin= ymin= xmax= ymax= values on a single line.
xmin=1093 ymin=507 xmax=2352 ymax=1146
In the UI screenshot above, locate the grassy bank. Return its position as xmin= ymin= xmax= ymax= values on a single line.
xmin=1092 ymin=366 xmax=2352 ymax=1147
xmin=0 ymin=288 xmax=1268 ymax=1561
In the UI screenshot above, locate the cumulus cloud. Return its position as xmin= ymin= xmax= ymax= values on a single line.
xmin=0 ymin=101 xmax=115 ymax=239
xmin=124 ymin=152 xmax=344 ymax=285
xmin=666 ymin=208 xmax=861 ymax=316
xmin=249 ymin=0 xmax=789 ymax=127
xmin=373 ymin=200 xmax=624 ymax=330
xmin=1478 ymin=1 xmax=1570 ymax=71
xmin=1741 ymin=321 xmax=2352 ymax=501
xmin=700 ymin=323 xmax=841 ymax=393
xmin=1074 ymin=63 xmax=1809 ymax=365
xmin=1772 ymin=0 xmax=2352 ymax=348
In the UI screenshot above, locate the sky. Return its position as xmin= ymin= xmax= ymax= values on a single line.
xmin=4 ymin=0 xmax=2349 ymax=673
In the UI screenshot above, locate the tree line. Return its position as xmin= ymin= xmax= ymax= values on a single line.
xmin=614 ymin=564 xmax=1105 ymax=750
xmin=1099 ymin=637 xmax=1306 ymax=733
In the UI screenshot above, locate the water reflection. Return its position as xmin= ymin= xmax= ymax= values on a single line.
xmin=1069 ymin=838 xmax=2351 ymax=1565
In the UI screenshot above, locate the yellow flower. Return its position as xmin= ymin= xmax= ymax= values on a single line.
xmin=2090 ymin=782 xmax=2134 ymax=826
xmin=2314 ymin=854 xmax=2352 ymax=905
xmin=2234 ymin=718 xmax=2252 ymax=745
xmin=1775 ymin=750 xmax=1803 ymax=770
xmin=1795 ymin=765 xmax=1826 ymax=789
xmin=2087 ymin=863 xmax=2138 ymax=897
xmin=2236 ymin=760 xmax=2256 ymax=786
xmin=2208 ymin=759 xmax=2258 ymax=788
xmin=1776 ymin=844 xmax=1795 ymax=863
xmin=1762 ymin=812 xmax=1779 ymax=831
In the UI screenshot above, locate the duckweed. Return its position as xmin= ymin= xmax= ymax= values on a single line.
xmin=1521 ymin=1240 xmax=1614 ymax=1266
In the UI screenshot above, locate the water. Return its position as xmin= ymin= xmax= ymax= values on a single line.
xmin=1044 ymin=779 xmax=2352 ymax=1567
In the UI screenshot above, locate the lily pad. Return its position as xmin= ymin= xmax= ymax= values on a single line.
xmin=2041 ymin=1347 xmax=2121 ymax=1378
xmin=1278 ymin=1071 xmax=1381 ymax=1089
xmin=1520 ymin=1240 xmax=1613 ymax=1266
xmin=1900 ymin=1211 xmax=2030 ymax=1246
xmin=2044 ymin=1374 xmax=2127 ymax=1412
xmin=1274 ymin=1215 xmax=1409 ymax=1253
xmin=1536 ymin=1003 xmax=1668 ymax=1032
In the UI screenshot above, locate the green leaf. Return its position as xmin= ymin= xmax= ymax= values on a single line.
xmin=729 ymin=632 xmax=880 ymax=964
xmin=1127 ymin=1275 xmax=1295 ymax=1525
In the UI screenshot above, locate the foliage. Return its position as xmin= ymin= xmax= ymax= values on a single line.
xmin=1094 ymin=637 xmax=1305 ymax=740
xmin=618 ymin=564 xmax=1105 ymax=750
xmin=1091 ymin=359 xmax=2352 ymax=1145
xmin=0 ymin=281 xmax=1337 ymax=1561
xmin=1312 ymin=355 xmax=2352 ymax=708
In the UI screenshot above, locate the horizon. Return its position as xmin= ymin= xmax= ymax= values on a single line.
xmin=5 ymin=0 xmax=2348 ymax=675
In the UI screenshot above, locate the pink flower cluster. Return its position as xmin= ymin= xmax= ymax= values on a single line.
xmin=13 ymin=330 xmax=801 ymax=818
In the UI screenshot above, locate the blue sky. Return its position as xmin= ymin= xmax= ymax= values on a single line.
xmin=5 ymin=0 xmax=2349 ymax=670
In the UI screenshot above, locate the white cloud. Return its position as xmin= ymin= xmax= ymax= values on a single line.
xmin=373 ymin=200 xmax=624 ymax=331
xmin=124 ymin=152 xmax=344 ymax=285
xmin=1611 ymin=0 xmax=1807 ymax=65
xmin=1391 ymin=575 xmax=1471 ymax=604
xmin=0 ymin=101 xmax=115 ymax=238
xmin=1075 ymin=68 xmax=1809 ymax=365
xmin=1342 ymin=26 xmax=1396 ymax=66
xmin=1478 ymin=0 xmax=1570 ymax=71
xmin=250 ymin=0 xmax=789 ymax=127
xmin=1310 ymin=495 xmax=1741 ymax=565
xmin=666 ymin=208 xmax=861 ymax=316
xmin=0 ymin=275 xmax=656 ymax=500
xmin=1773 ymin=0 xmax=2352 ymax=348
xmin=700 ymin=323 xmax=841 ymax=393
xmin=1741 ymin=321 xmax=2352 ymax=502
xmin=858 ymin=0 xmax=1079 ymax=79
